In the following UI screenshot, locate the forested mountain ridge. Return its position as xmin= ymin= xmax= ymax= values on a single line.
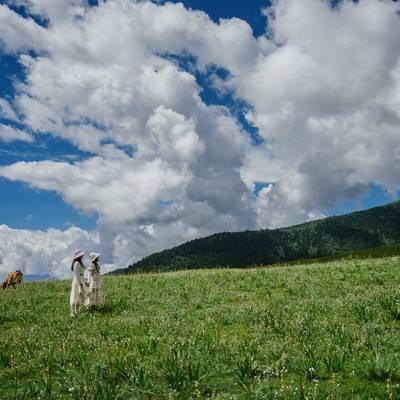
xmin=112 ymin=201 xmax=400 ymax=274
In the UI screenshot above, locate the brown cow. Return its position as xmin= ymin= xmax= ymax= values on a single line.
xmin=2 ymin=270 xmax=23 ymax=289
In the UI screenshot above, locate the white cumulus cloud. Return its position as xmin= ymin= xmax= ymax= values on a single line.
xmin=0 ymin=124 xmax=33 ymax=143
xmin=0 ymin=225 xmax=105 ymax=281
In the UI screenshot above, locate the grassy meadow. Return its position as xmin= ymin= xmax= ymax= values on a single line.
xmin=1 ymin=258 xmax=400 ymax=399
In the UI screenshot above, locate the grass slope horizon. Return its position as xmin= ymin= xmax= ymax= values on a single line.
xmin=113 ymin=200 xmax=400 ymax=274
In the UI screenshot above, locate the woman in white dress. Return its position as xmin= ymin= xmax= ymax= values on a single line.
xmin=70 ymin=249 xmax=86 ymax=316
xmin=86 ymin=252 xmax=102 ymax=308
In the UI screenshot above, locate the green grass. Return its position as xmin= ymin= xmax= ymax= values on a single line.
xmin=1 ymin=258 xmax=400 ymax=399
xmin=284 ymin=243 xmax=400 ymax=266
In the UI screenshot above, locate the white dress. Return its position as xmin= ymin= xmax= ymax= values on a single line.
xmin=70 ymin=261 xmax=86 ymax=305
xmin=86 ymin=262 xmax=102 ymax=306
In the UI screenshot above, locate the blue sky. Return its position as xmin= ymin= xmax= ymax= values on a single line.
xmin=0 ymin=0 xmax=269 ymax=231
xmin=1 ymin=0 xmax=397 ymax=232
xmin=0 ymin=0 xmax=399 ymax=278
xmin=1 ymin=0 xmax=265 ymax=232
xmin=159 ymin=0 xmax=271 ymax=37
xmin=0 ymin=49 xmax=95 ymax=229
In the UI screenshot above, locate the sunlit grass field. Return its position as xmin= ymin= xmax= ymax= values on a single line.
xmin=1 ymin=258 xmax=400 ymax=399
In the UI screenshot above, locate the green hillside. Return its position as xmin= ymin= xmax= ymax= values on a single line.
xmin=119 ymin=201 xmax=400 ymax=274
xmin=284 ymin=243 xmax=400 ymax=266
xmin=1 ymin=258 xmax=400 ymax=399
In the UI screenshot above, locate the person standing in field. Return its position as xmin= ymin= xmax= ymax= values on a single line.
xmin=70 ymin=249 xmax=87 ymax=317
xmin=85 ymin=252 xmax=102 ymax=309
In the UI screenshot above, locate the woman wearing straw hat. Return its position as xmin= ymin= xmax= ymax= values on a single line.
xmin=70 ymin=250 xmax=87 ymax=316
xmin=85 ymin=252 xmax=102 ymax=309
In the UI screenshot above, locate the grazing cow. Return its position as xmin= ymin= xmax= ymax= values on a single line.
xmin=2 ymin=270 xmax=23 ymax=289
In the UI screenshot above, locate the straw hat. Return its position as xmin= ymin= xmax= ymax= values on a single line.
xmin=73 ymin=249 xmax=85 ymax=260
xmin=90 ymin=252 xmax=101 ymax=262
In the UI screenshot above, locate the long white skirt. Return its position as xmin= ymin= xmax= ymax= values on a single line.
xmin=70 ymin=279 xmax=87 ymax=305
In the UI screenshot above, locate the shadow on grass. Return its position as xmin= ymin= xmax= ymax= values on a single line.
xmin=0 ymin=314 xmax=16 ymax=324
xmin=85 ymin=302 xmax=122 ymax=316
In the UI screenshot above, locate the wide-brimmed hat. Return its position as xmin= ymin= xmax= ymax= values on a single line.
xmin=90 ymin=252 xmax=101 ymax=262
xmin=73 ymin=249 xmax=85 ymax=260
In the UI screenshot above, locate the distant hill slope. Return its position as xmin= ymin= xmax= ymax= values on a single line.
xmin=284 ymin=243 xmax=400 ymax=266
xmin=113 ymin=201 xmax=400 ymax=274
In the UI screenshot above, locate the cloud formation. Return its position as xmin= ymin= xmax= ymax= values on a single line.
xmin=238 ymin=0 xmax=400 ymax=223
xmin=0 ymin=225 xmax=103 ymax=281
xmin=0 ymin=0 xmax=399 ymax=277
xmin=0 ymin=124 xmax=33 ymax=143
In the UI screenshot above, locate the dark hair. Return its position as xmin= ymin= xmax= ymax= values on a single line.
xmin=71 ymin=258 xmax=85 ymax=271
